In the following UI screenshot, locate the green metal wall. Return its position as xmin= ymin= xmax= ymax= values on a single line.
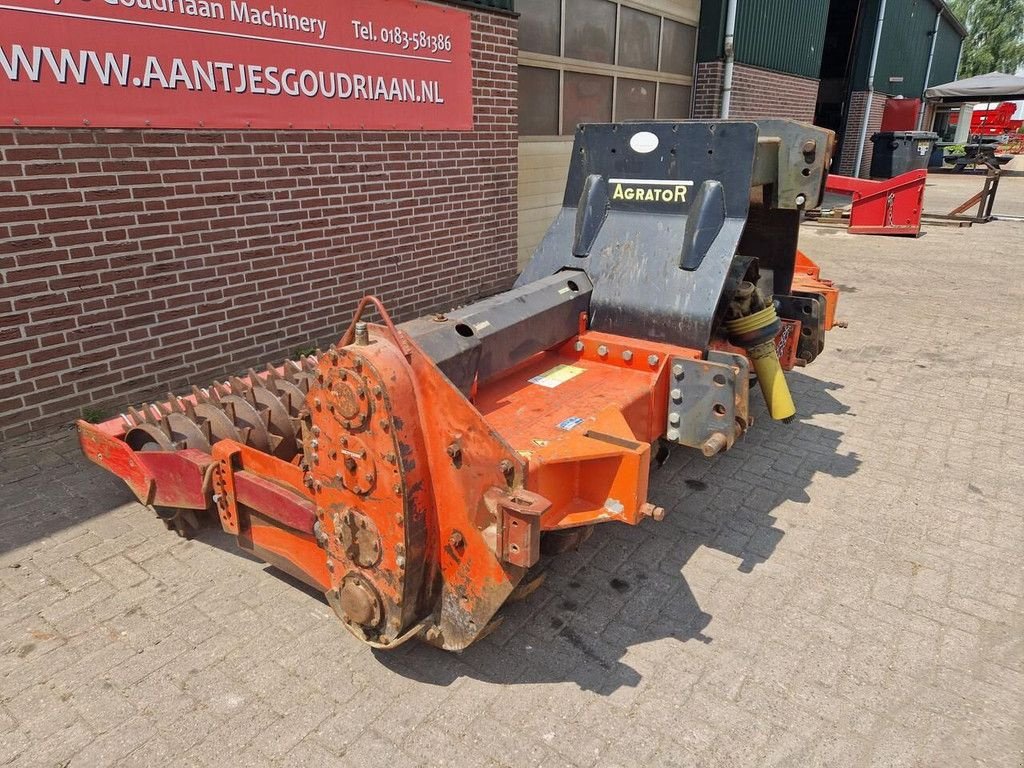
xmin=928 ymin=15 xmax=962 ymax=86
xmin=449 ymin=0 xmax=516 ymax=12
xmin=852 ymin=0 xmax=962 ymax=96
xmin=697 ymin=0 xmax=830 ymax=79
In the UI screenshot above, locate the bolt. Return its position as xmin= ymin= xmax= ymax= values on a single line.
xmin=667 ymin=428 xmax=680 ymax=441
xmin=835 ymin=320 xmax=849 ymax=328
xmin=574 ymin=340 xmax=584 ymax=352
xmin=344 ymin=457 xmax=357 ymax=471
xmin=801 ymin=139 xmax=817 ymax=155
xmin=314 ymin=398 xmax=322 ymax=410
xmin=672 ymin=363 xmax=685 ymax=378
xmin=304 ymin=474 xmax=315 ymax=488
xmin=449 ymin=530 xmax=465 ymax=549
xmin=647 ymin=354 xmax=659 ymax=366
xmin=669 ymin=413 xmax=680 ymax=426
xmin=639 ymin=502 xmax=666 ymax=521
xmin=310 ymin=439 xmax=319 ymax=449
xmin=354 ymin=321 xmax=369 ymax=346
xmin=597 ymin=344 xmax=608 ymax=357
xmin=446 ymin=443 xmax=462 ymax=464
xmin=671 ymin=388 xmax=682 ymax=402
xmin=312 ymin=426 xmax=321 ymax=437
xmin=701 ymin=432 xmax=729 ymax=457
xmin=396 ymin=555 xmax=406 ymax=568
xmin=795 ymin=193 xmax=807 ymax=207
xmin=622 ymin=349 xmax=633 ymax=362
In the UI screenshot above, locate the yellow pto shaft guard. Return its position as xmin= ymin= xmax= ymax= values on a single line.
xmin=726 ymin=305 xmax=796 ymax=422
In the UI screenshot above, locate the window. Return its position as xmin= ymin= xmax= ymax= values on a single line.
xmin=518 ymin=67 xmax=560 ymax=135
xmin=564 ymin=72 xmax=614 ymax=132
xmin=564 ymin=0 xmax=617 ymax=64
xmin=519 ymin=0 xmax=560 ymax=55
xmin=618 ymin=8 xmax=660 ymax=71
xmin=517 ymin=0 xmax=697 ymax=136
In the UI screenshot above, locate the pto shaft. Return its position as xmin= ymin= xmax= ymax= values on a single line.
xmin=726 ymin=302 xmax=796 ymax=422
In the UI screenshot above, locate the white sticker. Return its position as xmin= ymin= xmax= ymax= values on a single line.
xmin=529 ymin=364 xmax=586 ymax=389
xmin=629 ymin=131 xmax=659 ymax=154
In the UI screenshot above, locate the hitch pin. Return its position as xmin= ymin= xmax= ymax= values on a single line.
xmin=339 ymin=448 xmax=365 ymax=459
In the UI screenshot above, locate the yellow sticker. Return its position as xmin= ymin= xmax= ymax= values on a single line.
xmin=528 ymin=364 xmax=586 ymax=389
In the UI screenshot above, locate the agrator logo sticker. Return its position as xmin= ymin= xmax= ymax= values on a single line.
xmin=609 ymin=178 xmax=694 ymax=206
xmin=0 ymin=0 xmax=473 ymax=130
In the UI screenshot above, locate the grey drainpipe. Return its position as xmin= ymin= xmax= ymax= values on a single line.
xmin=720 ymin=0 xmax=738 ymax=118
xmin=918 ymin=7 xmax=942 ymax=130
xmin=853 ymin=0 xmax=887 ymax=177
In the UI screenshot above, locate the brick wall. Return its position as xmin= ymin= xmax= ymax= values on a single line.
xmin=837 ymin=90 xmax=891 ymax=176
xmin=0 ymin=8 xmax=518 ymax=440
xmin=693 ymin=61 xmax=819 ymax=123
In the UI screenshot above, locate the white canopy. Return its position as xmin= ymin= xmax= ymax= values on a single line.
xmin=925 ymin=72 xmax=1024 ymax=102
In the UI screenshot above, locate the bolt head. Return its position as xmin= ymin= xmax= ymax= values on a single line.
xmin=622 ymin=350 xmax=633 ymax=362
xmin=672 ymin=363 xmax=684 ymax=378
xmin=574 ymin=340 xmax=584 ymax=352
xmin=671 ymin=388 xmax=682 ymax=401
xmin=667 ymin=428 xmax=680 ymax=441
xmin=647 ymin=354 xmax=659 ymax=366
xmin=597 ymin=345 xmax=608 ymax=357
xmin=669 ymin=413 xmax=681 ymax=426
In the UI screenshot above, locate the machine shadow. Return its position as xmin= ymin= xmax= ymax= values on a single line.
xmin=375 ymin=371 xmax=859 ymax=693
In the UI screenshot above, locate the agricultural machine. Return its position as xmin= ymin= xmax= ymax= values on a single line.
xmin=79 ymin=120 xmax=842 ymax=651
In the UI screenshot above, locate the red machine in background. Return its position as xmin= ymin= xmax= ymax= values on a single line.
xmin=950 ymin=102 xmax=1024 ymax=136
xmin=822 ymin=169 xmax=927 ymax=236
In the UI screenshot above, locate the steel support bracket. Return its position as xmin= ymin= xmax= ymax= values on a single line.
xmin=487 ymin=487 xmax=551 ymax=569
xmin=666 ymin=353 xmax=749 ymax=456
xmin=777 ymin=293 xmax=826 ymax=363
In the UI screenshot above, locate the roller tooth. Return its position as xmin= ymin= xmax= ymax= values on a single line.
xmin=249 ymin=368 xmax=268 ymax=390
xmin=127 ymin=406 xmax=146 ymax=425
xmin=167 ymin=393 xmax=185 ymax=414
xmin=120 ymin=414 xmax=135 ymax=429
xmin=229 ymin=376 xmax=248 ymax=395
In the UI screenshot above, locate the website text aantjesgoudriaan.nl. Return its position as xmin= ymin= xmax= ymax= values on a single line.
xmin=0 ymin=44 xmax=447 ymax=103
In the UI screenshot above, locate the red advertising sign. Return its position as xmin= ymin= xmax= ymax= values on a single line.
xmin=0 ymin=0 xmax=474 ymax=130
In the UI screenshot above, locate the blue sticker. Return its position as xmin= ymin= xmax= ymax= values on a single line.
xmin=556 ymin=416 xmax=584 ymax=431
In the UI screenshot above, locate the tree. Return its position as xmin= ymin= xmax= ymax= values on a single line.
xmin=949 ymin=0 xmax=1024 ymax=77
